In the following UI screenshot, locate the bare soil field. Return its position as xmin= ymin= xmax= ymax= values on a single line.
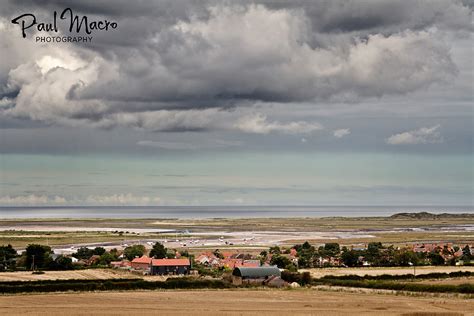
xmin=0 ymin=269 xmax=137 ymax=282
xmin=0 ymin=289 xmax=471 ymax=316
xmin=303 ymin=266 xmax=474 ymax=278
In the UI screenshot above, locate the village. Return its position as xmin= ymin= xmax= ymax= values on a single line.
xmin=1 ymin=239 xmax=473 ymax=288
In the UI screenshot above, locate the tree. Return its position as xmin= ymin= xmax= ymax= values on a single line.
xmin=297 ymin=256 xmax=310 ymax=268
xmin=51 ymin=255 xmax=74 ymax=270
xmin=341 ymin=250 xmax=359 ymax=267
xmin=462 ymin=245 xmax=471 ymax=261
xmin=378 ymin=245 xmax=396 ymax=266
xmin=93 ymin=247 xmax=106 ymax=256
xmin=179 ymin=250 xmax=189 ymax=257
xmin=123 ymin=245 xmax=146 ymax=260
xmin=99 ymin=252 xmax=117 ymax=265
xmin=428 ymin=252 xmax=445 ymax=265
xmin=270 ymin=254 xmax=295 ymax=270
xmin=301 ymin=272 xmax=312 ymax=285
xmin=394 ymin=250 xmax=419 ymax=266
xmin=73 ymin=247 xmax=95 ymax=260
xmin=109 ymin=248 xmax=119 ymax=258
xmin=213 ymin=249 xmax=224 ymax=259
xmin=269 ymin=246 xmax=281 ymax=255
xmin=442 ymin=245 xmax=452 ymax=256
xmin=149 ymin=242 xmax=167 ymax=259
xmin=25 ymin=244 xmax=52 ymax=270
xmin=322 ymin=243 xmax=340 ymax=257
xmin=0 ymin=244 xmax=17 ymax=270
xmin=294 ymin=241 xmax=317 ymax=268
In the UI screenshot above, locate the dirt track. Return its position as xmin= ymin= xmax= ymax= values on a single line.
xmin=0 ymin=289 xmax=472 ymax=316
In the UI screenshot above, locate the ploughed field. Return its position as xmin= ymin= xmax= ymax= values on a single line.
xmin=0 ymin=289 xmax=472 ymax=316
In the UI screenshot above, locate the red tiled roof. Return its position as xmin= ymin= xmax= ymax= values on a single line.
xmin=195 ymin=255 xmax=209 ymax=262
xmin=131 ymin=256 xmax=152 ymax=264
xmin=222 ymin=259 xmax=260 ymax=269
xmin=151 ymin=258 xmax=190 ymax=266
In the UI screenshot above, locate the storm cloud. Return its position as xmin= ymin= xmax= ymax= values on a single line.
xmin=0 ymin=0 xmax=471 ymax=132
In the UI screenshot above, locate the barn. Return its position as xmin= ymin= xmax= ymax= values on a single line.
xmin=151 ymin=258 xmax=191 ymax=275
xmin=131 ymin=256 xmax=152 ymax=271
xmin=232 ymin=266 xmax=281 ymax=285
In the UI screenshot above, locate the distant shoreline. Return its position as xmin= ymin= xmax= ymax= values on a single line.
xmin=0 ymin=213 xmax=473 ymax=221
xmin=0 ymin=206 xmax=472 ymax=220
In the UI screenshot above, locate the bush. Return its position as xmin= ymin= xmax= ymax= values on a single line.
xmin=281 ymin=270 xmax=312 ymax=285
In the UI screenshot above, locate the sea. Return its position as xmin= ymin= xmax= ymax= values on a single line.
xmin=0 ymin=205 xmax=472 ymax=219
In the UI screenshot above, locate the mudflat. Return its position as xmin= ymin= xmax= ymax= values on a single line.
xmin=0 ymin=289 xmax=471 ymax=316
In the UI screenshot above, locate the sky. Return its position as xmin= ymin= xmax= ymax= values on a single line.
xmin=0 ymin=0 xmax=472 ymax=207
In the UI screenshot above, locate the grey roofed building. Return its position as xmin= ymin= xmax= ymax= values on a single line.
xmin=233 ymin=266 xmax=281 ymax=278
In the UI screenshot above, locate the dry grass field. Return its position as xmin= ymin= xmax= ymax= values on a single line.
xmin=0 ymin=269 xmax=137 ymax=282
xmin=0 ymin=289 xmax=472 ymax=316
xmin=1 ymin=266 xmax=472 ymax=283
xmin=303 ymin=266 xmax=474 ymax=278
xmin=413 ymin=277 xmax=474 ymax=285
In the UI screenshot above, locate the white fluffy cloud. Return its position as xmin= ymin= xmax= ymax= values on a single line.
xmin=235 ymin=113 xmax=323 ymax=134
xmin=333 ymin=129 xmax=351 ymax=138
xmin=0 ymin=195 xmax=66 ymax=206
xmin=386 ymin=125 xmax=443 ymax=145
xmin=0 ymin=194 xmax=161 ymax=206
xmin=85 ymin=194 xmax=161 ymax=206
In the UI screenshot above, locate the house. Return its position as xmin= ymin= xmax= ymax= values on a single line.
xmin=290 ymin=248 xmax=298 ymax=257
xmin=131 ymin=256 xmax=152 ymax=270
xmin=195 ymin=254 xmax=211 ymax=265
xmin=195 ymin=253 xmax=220 ymax=266
xmin=232 ymin=266 xmax=281 ymax=285
xmin=151 ymin=258 xmax=191 ymax=275
xmin=110 ymin=260 xmax=131 ymax=269
xmin=222 ymin=259 xmax=260 ymax=269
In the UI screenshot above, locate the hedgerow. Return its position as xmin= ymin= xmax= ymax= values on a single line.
xmin=0 ymin=278 xmax=231 ymax=294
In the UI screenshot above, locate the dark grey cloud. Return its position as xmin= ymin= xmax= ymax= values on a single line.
xmin=0 ymin=0 xmax=472 ymax=134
